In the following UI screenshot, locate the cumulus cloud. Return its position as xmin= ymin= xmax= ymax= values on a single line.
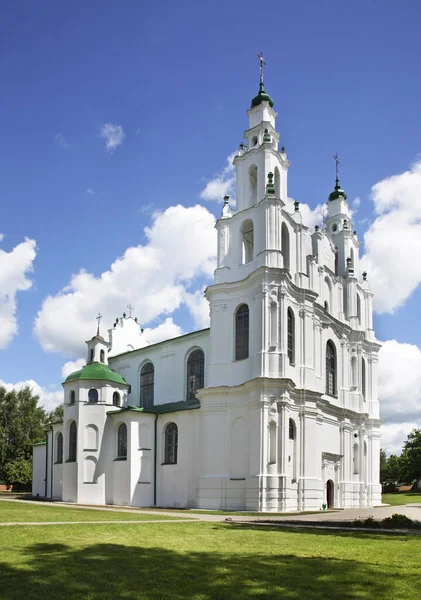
xmin=143 ymin=318 xmax=184 ymax=345
xmin=61 ymin=359 xmax=85 ymax=379
xmin=360 ymin=160 xmax=421 ymax=313
xmin=378 ymin=339 xmax=421 ymax=454
xmin=0 ymin=238 xmax=37 ymax=349
xmin=100 ymin=123 xmax=125 ymax=152
xmin=0 ymin=379 xmax=62 ymax=413
xmin=34 ymin=205 xmax=216 ymax=357
xmin=200 ymin=152 xmax=236 ymax=203
xmin=184 ymin=290 xmax=210 ymax=329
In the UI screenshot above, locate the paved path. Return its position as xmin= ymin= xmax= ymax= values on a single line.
xmin=1 ymin=497 xmax=420 ymax=524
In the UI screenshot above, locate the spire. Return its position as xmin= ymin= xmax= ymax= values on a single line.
xmin=251 ymin=52 xmax=274 ymax=108
xmin=328 ymin=153 xmax=347 ymax=201
xmin=96 ymin=312 xmax=103 ymax=336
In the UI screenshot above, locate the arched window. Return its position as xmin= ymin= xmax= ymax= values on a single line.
xmin=164 ymin=423 xmax=178 ymax=464
xmin=186 ymin=349 xmax=205 ymax=400
xmin=362 ymin=358 xmax=366 ymax=399
xmin=350 ymin=248 xmax=354 ymax=269
xmin=89 ymin=349 xmax=94 ymax=362
xmin=324 ymin=300 xmax=329 ymax=311
xmin=326 ymin=341 xmax=337 ymax=397
xmin=334 ymin=249 xmax=339 ymax=276
xmin=113 ymin=391 xmax=121 ymax=407
xmin=289 ymin=418 xmax=296 ymax=440
xmin=281 ymin=222 xmax=290 ymax=270
xmin=140 ymin=363 xmax=154 ymax=408
xmin=235 ymin=304 xmax=249 ymax=361
xmin=68 ymin=421 xmax=77 ymax=462
xmin=88 ymin=388 xmax=98 ymax=403
xmin=117 ymin=423 xmax=127 ymax=459
xmin=287 ymin=308 xmax=295 ymax=365
xmin=70 ymin=390 xmax=76 ymax=405
xmin=56 ymin=433 xmax=63 ymax=464
xmin=100 ymin=349 xmax=105 ymax=363
xmin=249 ymin=165 xmax=258 ymax=205
xmin=241 ymin=219 xmax=254 ymax=264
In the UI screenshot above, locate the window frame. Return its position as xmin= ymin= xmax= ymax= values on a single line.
xmin=325 ymin=340 xmax=337 ymax=398
xmin=164 ymin=423 xmax=178 ymax=465
xmin=56 ymin=432 xmax=63 ymax=464
xmin=68 ymin=421 xmax=77 ymax=462
xmin=186 ymin=349 xmax=205 ymax=400
xmin=140 ymin=362 xmax=155 ymax=408
xmin=88 ymin=388 xmax=99 ymax=403
xmin=117 ymin=423 xmax=128 ymax=460
xmin=287 ymin=308 xmax=295 ymax=365
xmin=235 ymin=304 xmax=249 ymax=361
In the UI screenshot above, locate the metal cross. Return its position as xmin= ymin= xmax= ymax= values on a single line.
xmin=257 ymin=52 xmax=266 ymax=86
xmin=333 ymin=152 xmax=340 ymax=180
xmin=96 ymin=312 xmax=103 ymax=335
xmin=127 ymin=302 xmax=134 ymax=318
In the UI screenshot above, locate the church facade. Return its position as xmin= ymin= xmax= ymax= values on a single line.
xmin=32 ymin=74 xmax=382 ymax=512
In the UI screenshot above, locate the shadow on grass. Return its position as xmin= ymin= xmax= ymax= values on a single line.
xmin=229 ymin=522 xmax=413 ymax=541
xmin=0 ymin=536 xmax=411 ymax=600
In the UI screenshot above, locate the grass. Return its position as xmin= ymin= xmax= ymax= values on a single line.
xmin=0 ymin=505 xmax=420 ymax=599
xmin=382 ymin=492 xmax=421 ymax=506
xmin=0 ymin=500 xmax=184 ymax=522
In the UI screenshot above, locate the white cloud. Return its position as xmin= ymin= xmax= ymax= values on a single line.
xmin=200 ymin=152 xmax=236 ymax=203
xmin=360 ymin=160 xmax=421 ymax=313
xmin=378 ymin=339 xmax=421 ymax=454
xmin=0 ymin=238 xmax=37 ymax=349
xmin=352 ymin=196 xmax=361 ymax=211
xmin=100 ymin=123 xmax=125 ymax=152
xmin=184 ymin=290 xmax=210 ymax=329
xmin=86 ymin=188 xmax=95 ymax=195
xmin=143 ymin=318 xmax=184 ymax=345
xmin=0 ymin=379 xmax=62 ymax=413
xmin=55 ymin=133 xmax=69 ymax=148
xmin=61 ymin=359 xmax=85 ymax=380
xmin=0 ymin=234 xmax=4 ymax=242
xmin=34 ymin=205 xmax=216 ymax=357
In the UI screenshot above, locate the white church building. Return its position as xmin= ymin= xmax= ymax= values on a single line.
xmin=33 ymin=66 xmax=382 ymax=511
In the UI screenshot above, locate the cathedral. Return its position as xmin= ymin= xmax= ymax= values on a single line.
xmin=32 ymin=63 xmax=382 ymax=511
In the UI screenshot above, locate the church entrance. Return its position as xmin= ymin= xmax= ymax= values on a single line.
xmin=326 ymin=479 xmax=334 ymax=508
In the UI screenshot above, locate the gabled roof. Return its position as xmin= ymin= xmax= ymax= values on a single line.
xmin=107 ymin=398 xmax=200 ymax=416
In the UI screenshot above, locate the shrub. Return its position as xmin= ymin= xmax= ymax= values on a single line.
xmin=381 ymin=514 xmax=421 ymax=529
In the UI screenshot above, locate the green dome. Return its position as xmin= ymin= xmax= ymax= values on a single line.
xmin=329 ymin=178 xmax=347 ymax=202
xmin=251 ymin=83 xmax=274 ymax=108
xmin=64 ymin=362 xmax=129 ymax=386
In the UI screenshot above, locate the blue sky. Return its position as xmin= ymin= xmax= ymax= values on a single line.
xmin=1 ymin=0 xmax=421 ymax=452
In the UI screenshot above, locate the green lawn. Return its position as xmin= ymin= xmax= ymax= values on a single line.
xmin=0 ymin=500 xmax=183 ymax=522
xmin=382 ymin=492 xmax=421 ymax=506
xmin=0 ymin=510 xmax=420 ymax=598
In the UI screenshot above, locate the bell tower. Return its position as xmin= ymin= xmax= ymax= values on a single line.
xmin=234 ymin=52 xmax=289 ymax=211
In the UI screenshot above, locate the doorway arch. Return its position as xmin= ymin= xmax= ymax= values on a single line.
xmin=326 ymin=479 xmax=334 ymax=508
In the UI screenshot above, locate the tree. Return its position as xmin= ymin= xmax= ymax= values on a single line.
xmin=3 ymin=456 xmax=32 ymax=491
xmin=48 ymin=404 xmax=64 ymax=424
xmin=0 ymin=386 xmax=47 ymax=480
xmin=380 ymin=449 xmax=388 ymax=483
xmin=400 ymin=429 xmax=421 ymax=484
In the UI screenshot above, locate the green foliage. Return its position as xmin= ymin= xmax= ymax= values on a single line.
xmin=3 ymin=457 xmax=32 ymax=490
xmin=0 ymin=386 xmax=47 ymax=479
xmin=48 ymin=404 xmax=64 ymax=424
xmin=382 ymin=513 xmax=420 ymax=529
xmin=401 ymin=428 xmax=421 ymax=484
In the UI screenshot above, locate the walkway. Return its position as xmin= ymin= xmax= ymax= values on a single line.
xmin=1 ymin=497 xmax=420 ymax=524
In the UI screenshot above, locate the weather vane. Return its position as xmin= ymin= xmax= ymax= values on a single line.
xmin=127 ymin=302 xmax=134 ymax=318
xmin=333 ymin=152 xmax=340 ymax=180
xmin=96 ymin=312 xmax=102 ymax=336
xmin=257 ymin=51 xmax=266 ymax=86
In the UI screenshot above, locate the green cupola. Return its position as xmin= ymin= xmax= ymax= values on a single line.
xmin=251 ymin=82 xmax=274 ymax=109
xmin=64 ymin=362 xmax=128 ymax=386
xmin=328 ymin=177 xmax=348 ymax=202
